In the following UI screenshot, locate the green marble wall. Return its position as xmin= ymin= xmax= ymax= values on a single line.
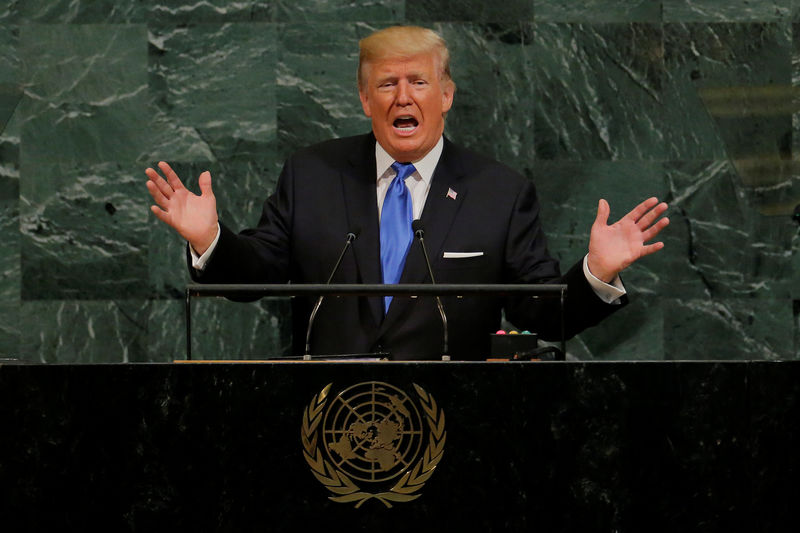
xmin=0 ymin=0 xmax=797 ymax=362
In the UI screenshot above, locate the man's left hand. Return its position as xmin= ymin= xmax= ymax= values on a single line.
xmin=587 ymin=197 xmax=669 ymax=284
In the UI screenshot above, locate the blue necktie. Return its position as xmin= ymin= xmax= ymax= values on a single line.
xmin=380 ymin=162 xmax=416 ymax=313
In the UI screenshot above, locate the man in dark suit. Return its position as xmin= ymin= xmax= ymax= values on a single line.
xmin=145 ymin=26 xmax=669 ymax=360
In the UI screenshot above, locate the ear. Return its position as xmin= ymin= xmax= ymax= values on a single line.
xmin=359 ymin=88 xmax=372 ymax=118
xmin=440 ymin=80 xmax=455 ymax=114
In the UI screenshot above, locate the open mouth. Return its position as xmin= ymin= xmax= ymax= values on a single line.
xmin=393 ymin=116 xmax=419 ymax=134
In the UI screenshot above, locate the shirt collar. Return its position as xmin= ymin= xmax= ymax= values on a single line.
xmin=374 ymin=136 xmax=444 ymax=185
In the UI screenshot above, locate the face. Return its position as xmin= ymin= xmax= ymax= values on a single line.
xmin=359 ymin=52 xmax=454 ymax=163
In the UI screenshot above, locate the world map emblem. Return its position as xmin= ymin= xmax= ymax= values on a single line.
xmin=301 ymin=381 xmax=446 ymax=507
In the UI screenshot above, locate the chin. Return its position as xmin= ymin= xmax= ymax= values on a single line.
xmin=388 ymin=142 xmax=424 ymax=161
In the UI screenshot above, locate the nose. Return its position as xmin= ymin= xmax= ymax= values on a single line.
xmin=396 ymin=80 xmax=412 ymax=106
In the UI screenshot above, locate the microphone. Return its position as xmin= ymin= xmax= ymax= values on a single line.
xmin=412 ymin=220 xmax=449 ymax=359
xmin=304 ymin=228 xmax=359 ymax=356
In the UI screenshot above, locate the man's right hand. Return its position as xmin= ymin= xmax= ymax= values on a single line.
xmin=145 ymin=161 xmax=219 ymax=255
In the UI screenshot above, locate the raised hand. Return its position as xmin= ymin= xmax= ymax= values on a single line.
xmin=586 ymin=197 xmax=669 ymax=283
xmin=145 ymin=161 xmax=219 ymax=255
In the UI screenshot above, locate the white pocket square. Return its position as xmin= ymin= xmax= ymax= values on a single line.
xmin=442 ymin=252 xmax=484 ymax=259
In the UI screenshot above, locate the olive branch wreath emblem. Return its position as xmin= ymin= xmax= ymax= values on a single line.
xmin=301 ymin=382 xmax=446 ymax=508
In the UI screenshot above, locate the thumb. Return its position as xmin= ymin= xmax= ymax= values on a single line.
xmin=594 ymin=198 xmax=610 ymax=227
xmin=198 ymin=170 xmax=213 ymax=196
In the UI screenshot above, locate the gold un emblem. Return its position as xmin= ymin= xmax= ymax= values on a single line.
xmin=301 ymin=381 xmax=446 ymax=508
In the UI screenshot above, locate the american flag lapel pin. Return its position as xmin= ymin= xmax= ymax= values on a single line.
xmin=446 ymin=188 xmax=457 ymax=200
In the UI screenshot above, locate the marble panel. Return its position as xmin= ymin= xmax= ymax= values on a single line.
xmin=0 ymin=108 xmax=19 ymax=200
xmin=663 ymin=298 xmax=795 ymax=360
xmin=19 ymin=100 xmax=153 ymax=167
xmin=534 ymin=0 xmax=661 ymax=23
xmin=569 ymin=298 xmax=665 ymax=360
xmin=147 ymin=160 xmax=278 ymax=298
xmin=406 ymin=0 xmax=533 ymax=22
xmin=20 ymin=162 xmax=149 ymax=299
xmin=0 ymin=300 xmax=18 ymax=358
xmin=18 ymin=0 xmax=147 ymax=23
xmin=790 ymin=23 xmax=800 ymax=219
xmin=662 ymin=161 xmax=796 ymax=299
xmin=19 ymin=24 xmax=151 ymax=166
xmin=0 ymin=85 xmax=20 ymax=134
xmin=663 ymin=23 xmax=792 ymax=160
xmin=20 ymin=24 xmax=145 ymax=108
xmin=532 ymin=160 xmax=669 ymax=293
xmin=147 ymin=300 xmax=185 ymax=361
xmin=0 ymin=111 xmax=20 ymax=358
xmin=532 ymin=23 xmax=666 ymax=160
xmin=18 ymin=300 xmax=149 ymax=362
xmin=0 ymin=2 xmax=19 ymax=84
xmin=276 ymin=23 xmax=373 ymax=161
xmin=145 ymin=0 xmax=272 ymax=23
xmin=440 ymin=23 xmax=535 ymax=173
xmin=0 ymin=196 xmax=18 ymax=298
xmin=794 ymin=22 xmax=800 ymax=158
xmin=2 ymin=4 xmax=21 ymax=134
xmin=152 ymin=295 xmax=293 ymax=361
xmin=148 ymin=23 xmax=276 ymax=164
xmin=273 ymin=0 xmax=403 ymax=22
xmin=663 ymin=0 xmax=791 ymax=22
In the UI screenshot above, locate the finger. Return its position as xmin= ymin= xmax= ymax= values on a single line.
xmin=158 ymin=161 xmax=186 ymax=192
xmin=639 ymin=241 xmax=665 ymax=258
xmin=625 ymin=197 xmax=659 ymax=223
xmin=150 ymin=204 xmax=171 ymax=225
xmin=146 ymin=167 xmax=174 ymax=199
xmin=145 ymin=180 xmax=170 ymax=209
xmin=594 ymin=199 xmax=610 ymax=227
xmin=197 ymin=170 xmax=213 ymax=196
xmin=636 ymin=202 xmax=668 ymax=230
xmin=641 ymin=217 xmax=670 ymax=242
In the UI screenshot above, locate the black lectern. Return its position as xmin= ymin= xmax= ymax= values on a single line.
xmin=0 ymin=361 xmax=797 ymax=531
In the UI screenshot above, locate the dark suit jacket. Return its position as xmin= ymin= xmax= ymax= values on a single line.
xmin=191 ymin=133 xmax=626 ymax=360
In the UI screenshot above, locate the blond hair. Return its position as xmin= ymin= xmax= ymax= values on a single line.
xmin=358 ymin=26 xmax=453 ymax=89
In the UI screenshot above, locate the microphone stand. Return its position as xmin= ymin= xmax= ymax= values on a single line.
xmin=413 ymin=220 xmax=449 ymax=360
xmin=304 ymin=231 xmax=357 ymax=357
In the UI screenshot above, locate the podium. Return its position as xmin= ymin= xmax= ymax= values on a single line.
xmin=0 ymin=360 xmax=797 ymax=531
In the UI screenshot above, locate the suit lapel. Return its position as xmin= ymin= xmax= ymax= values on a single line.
xmin=340 ymin=133 xmax=383 ymax=329
xmin=380 ymin=137 xmax=468 ymax=333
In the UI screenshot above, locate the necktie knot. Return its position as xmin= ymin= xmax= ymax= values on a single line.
xmin=391 ymin=161 xmax=416 ymax=183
